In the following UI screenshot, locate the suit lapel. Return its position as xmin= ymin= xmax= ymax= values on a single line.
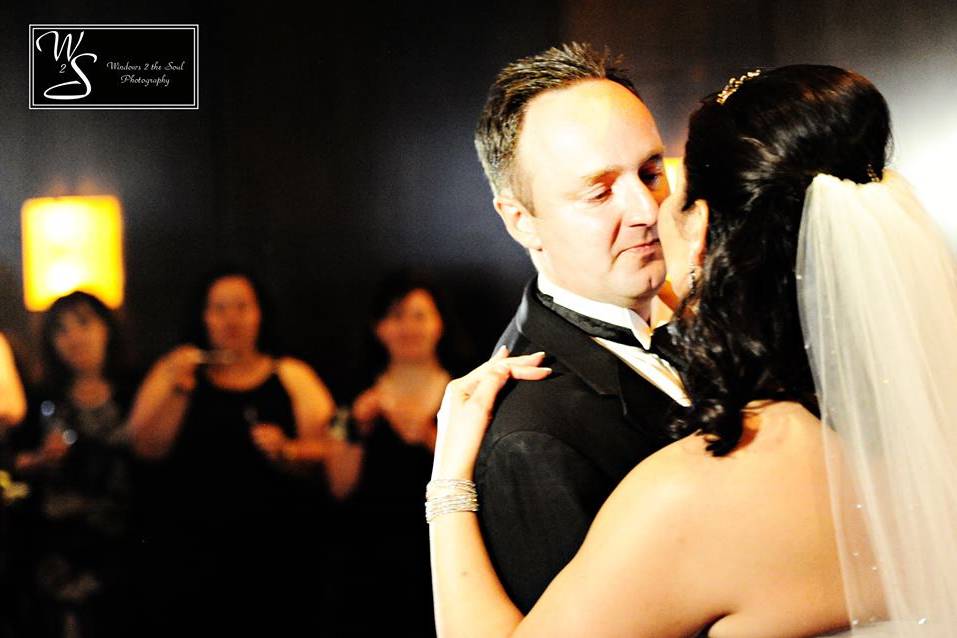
xmin=513 ymin=280 xmax=680 ymax=440
xmin=513 ymin=281 xmax=620 ymax=395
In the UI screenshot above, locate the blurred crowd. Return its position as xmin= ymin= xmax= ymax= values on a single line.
xmin=0 ymin=267 xmax=477 ymax=637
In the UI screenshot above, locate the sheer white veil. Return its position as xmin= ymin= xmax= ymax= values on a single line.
xmin=797 ymin=171 xmax=957 ymax=636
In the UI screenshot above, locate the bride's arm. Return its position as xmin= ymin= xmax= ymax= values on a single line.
xmin=429 ymin=349 xmax=544 ymax=636
xmin=430 ymin=352 xmax=725 ymax=637
xmin=513 ymin=453 xmax=723 ymax=636
xmin=430 ymin=507 xmax=524 ymax=637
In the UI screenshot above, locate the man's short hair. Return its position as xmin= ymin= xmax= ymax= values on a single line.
xmin=474 ymin=42 xmax=641 ymax=204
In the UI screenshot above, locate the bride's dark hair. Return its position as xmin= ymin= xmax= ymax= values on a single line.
xmin=671 ymin=64 xmax=892 ymax=454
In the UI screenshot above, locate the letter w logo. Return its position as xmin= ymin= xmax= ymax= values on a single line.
xmin=35 ymin=30 xmax=97 ymax=100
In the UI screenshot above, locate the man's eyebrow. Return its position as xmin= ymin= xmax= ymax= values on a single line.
xmin=581 ymin=166 xmax=621 ymax=185
xmin=580 ymin=151 xmax=667 ymax=184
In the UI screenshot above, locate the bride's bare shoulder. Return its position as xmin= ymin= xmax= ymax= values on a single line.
xmin=597 ymin=400 xmax=826 ymax=537
xmin=531 ymin=402 xmax=843 ymax=636
xmin=529 ymin=402 xmax=837 ymax=636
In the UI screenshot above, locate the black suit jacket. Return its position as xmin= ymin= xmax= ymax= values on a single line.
xmin=475 ymin=280 xmax=683 ymax=613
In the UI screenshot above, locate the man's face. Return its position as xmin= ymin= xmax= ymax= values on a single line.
xmin=509 ymin=79 xmax=668 ymax=311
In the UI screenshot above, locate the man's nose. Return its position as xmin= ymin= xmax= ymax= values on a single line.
xmin=620 ymin=174 xmax=659 ymax=226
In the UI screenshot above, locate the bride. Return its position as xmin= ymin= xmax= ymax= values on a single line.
xmin=428 ymin=65 xmax=957 ymax=637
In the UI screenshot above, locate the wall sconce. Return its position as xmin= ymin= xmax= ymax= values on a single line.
xmin=660 ymin=157 xmax=685 ymax=310
xmin=21 ymin=195 xmax=125 ymax=311
xmin=664 ymin=157 xmax=683 ymax=191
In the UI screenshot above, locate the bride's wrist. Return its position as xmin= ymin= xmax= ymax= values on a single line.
xmin=431 ymin=460 xmax=475 ymax=482
xmin=431 ymin=441 xmax=477 ymax=480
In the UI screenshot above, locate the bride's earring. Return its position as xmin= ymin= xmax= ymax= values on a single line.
xmin=688 ymin=265 xmax=698 ymax=296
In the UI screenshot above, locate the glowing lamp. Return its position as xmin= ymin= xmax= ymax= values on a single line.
xmin=21 ymin=195 xmax=125 ymax=311
xmin=660 ymin=158 xmax=685 ymax=306
xmin=664 ymin=157 xmax=683 ymax=192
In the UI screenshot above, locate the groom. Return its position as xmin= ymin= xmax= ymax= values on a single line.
xmin=473 ymin=43 xmax=690 ymax=612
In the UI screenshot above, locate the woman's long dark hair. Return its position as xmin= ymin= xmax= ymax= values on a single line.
xmin=41 ymin=290 xmax=128 ymax=397
xmin=671 ymin=65 xmax=892 ymax=455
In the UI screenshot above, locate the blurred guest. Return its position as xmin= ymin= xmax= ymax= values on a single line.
xmin=0 ymin=332 xmax=26 ymax=429
xmin=351 ymin=276 xmax=450 ymax=451
xmin=10 ymin=291 xmax=135 ymax=638
xmin=128 ymin=267 xmax=335 ymax=636
xmin=0 ymin=330 xmax=27 ymax=634
xmin=334 ymin=271 xmax=468 ymax=636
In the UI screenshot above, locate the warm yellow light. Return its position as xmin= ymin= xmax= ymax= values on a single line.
xmin=21 ymin=196 xmax=125 ymax=311
xmin=661 ymin=158 xmax=684 ymax=293
xmin=664 ymin=157 xmax=683 ymax=192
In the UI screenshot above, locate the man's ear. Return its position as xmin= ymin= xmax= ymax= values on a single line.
xmin=686 ymin=199 xmax=710 ymax=266
xmin=493 ymin=194 xmax=542 ymax=252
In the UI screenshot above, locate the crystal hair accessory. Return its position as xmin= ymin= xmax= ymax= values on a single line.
xmin=716 ymin=69 xmax=762 ymax=105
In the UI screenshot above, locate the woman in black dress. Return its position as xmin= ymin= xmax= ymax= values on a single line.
xmin=129 ymin=267 xmax=337 ymax=636
xmin=334 ymin=271 xmax=469 ymax=636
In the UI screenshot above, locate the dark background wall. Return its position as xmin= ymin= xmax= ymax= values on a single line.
xmin=2 ymin=0 xmax=955 ymax=397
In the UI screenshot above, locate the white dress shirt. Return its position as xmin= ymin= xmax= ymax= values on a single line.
xmin=537 ymin=273 xmax=691 ymax=407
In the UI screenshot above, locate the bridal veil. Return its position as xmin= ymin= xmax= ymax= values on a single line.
xmin=797 ymin=171 xmax=957 ymax=636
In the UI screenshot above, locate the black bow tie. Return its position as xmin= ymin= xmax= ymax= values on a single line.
xmin=536 ymin=290 xmax=679 ymax=363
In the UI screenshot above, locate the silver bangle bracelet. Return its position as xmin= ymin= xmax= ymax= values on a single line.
xmin=425 ymin=479 xmax=479 ymax=524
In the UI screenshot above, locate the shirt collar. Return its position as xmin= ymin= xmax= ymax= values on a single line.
xmin=537 ymin=273 xmax=670 ymax=350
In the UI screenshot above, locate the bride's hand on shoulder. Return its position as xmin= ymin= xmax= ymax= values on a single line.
xmin=432 ymin=347 xmax=550 ymax=480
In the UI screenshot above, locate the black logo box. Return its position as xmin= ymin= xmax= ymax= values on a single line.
xmin=30 ymin=24 xmax=198 ymax=109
